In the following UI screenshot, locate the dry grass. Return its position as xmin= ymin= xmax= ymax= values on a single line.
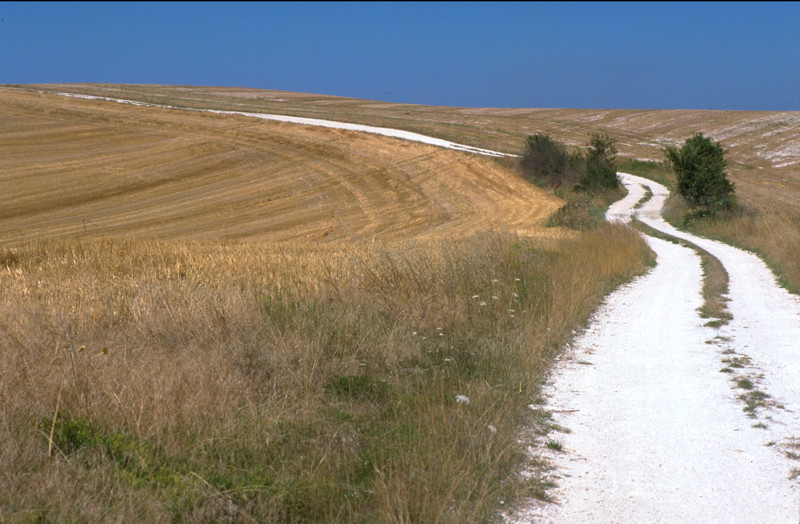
xmin=3 ymin=82 xmax=795 ymax=521
xmin=622 ymin=159 xmax=800 ymax=293
xmin=0 ymin=228 xmax=650 ymax=522
xmin=0 ymin=84 xmax=659 ymax=521
xmin=685 ymin=209 xmax=800 ymax=293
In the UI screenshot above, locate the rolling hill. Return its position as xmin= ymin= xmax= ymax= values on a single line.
xmin=0 ymin=87 xmax=562 ymax=244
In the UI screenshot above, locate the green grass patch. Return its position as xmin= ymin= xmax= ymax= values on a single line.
xmin=617 ymin=158 xmax=674 ymax=187
xmin=545 ymin=440 xmax=563 ymax=452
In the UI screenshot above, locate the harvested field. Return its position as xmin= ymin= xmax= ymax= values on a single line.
xmin=0 ymin=88 xmax=562 ymax=244
xmin=20 ymin=83 xmax=800 ymax=214
xmin=1 ymin=84 xmax=658 ymax=522
xmin=2 ymin=82 xmax=797 ymax=522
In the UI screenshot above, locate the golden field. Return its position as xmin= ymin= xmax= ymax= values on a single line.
xmin=16 ymin=83 xmax=798 ymax=288
xmin=0 ymin=88 xmax=561 ymax=244
xmin=2 ymin=83 xmax=796 ymax=522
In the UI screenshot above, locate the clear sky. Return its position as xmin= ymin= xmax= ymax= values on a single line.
xmin=1 ymin=1 xmax=798 ymax=110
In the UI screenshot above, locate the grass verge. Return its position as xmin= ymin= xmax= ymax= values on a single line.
xmin=545 ymin=186 xmax=628 ymax=231
xmin=0 ymin=227 xmax=651 ymax=522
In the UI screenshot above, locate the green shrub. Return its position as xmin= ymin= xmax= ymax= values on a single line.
xmin=663 ymin=133 xmax=735 ymax=211
xmin=519 ymin=133 xmax=581 ymax=187
xmin=581 ymin=132 xmax=619 ymax=190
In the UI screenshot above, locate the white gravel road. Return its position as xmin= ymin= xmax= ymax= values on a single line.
xmin=50 ymin=91 xmax=800 ymax=520
xmin=512 ymin=174 xmax=800 ymax=522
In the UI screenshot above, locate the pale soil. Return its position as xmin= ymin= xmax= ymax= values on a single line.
xmin=512 ymin=175 xmax=800 ymax=522
xmin=515 ymin=238 xmax=796 ymax=522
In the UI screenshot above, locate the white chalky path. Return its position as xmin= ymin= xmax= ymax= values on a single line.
xmin=514 ymin=174 xmax=800 ymax=522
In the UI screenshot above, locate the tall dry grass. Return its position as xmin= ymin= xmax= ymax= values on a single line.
xmin=1 ymin=226 xmax=651 ymax=522
xmin=685 ymin=209 xmax=800 ymax=293
xmin=666 ymin=176 xmax=800 ymax=295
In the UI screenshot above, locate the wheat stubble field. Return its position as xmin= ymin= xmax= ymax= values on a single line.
xmin=0 ymin=88 xmax=563 ymax=243
xmin=1 ymin=85 xmax=797 ymax=522
xmin=24 ymin=83 xmax=800 ymax=287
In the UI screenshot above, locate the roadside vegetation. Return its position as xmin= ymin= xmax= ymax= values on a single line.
xmin=520 ymin=132 xmax=625 ymax=231
xmin=663 ymin=133 xmax=736 ymax=218
xmin=0 ymin=229 xmax=650 ymax=522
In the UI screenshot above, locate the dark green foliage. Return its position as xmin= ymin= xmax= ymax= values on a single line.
xmin=519 ymin=133 xmax=581 ymax=187
xmin=520 ymin=132 xmax=619 ymax=191
xmin=44 ymin=414 xmax=180 ymax=488
xmin=663 ymin=133 xmax=735 ymax=211
xmin=47 ymin=415 xmax=95 ymax=455
xmin=581 ymin=132 xmax=619 ymax=190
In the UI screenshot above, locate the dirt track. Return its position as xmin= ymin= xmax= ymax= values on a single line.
xmin=514 ymin=174 xmax=800 ymax=522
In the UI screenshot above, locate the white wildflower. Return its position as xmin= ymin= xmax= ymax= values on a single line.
xmin=492 ymin=296 xmax=499 ymax=300
xmin=488 ymin=424 xmax=497 ymax=434
xmin=455 ymin=395 xmax=470 ymax=405
xmin=479 ymin=301 xmax=487 ymax=306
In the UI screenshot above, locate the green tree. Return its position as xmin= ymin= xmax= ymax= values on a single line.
xmin=663 ymin=133 xmax=735 ymax=211
xmin=581 ymin=132 xmax=619 ymax=190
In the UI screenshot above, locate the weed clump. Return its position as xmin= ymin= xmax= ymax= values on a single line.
xmin=519 ymin=132 xmax=620 ymax=192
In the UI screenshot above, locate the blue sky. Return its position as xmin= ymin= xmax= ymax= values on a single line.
xmin=1 ymin=1 xmax=797 ymax=110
